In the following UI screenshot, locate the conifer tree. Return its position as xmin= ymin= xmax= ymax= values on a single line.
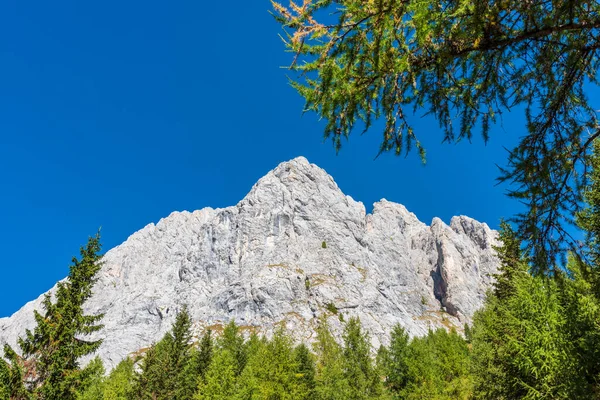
xmin=0 ymin=356 xmax=8 ymax=400
xmin=236 ymin=329 xmax=300 ymax=399
xmin=178 ymin=329 xmax=213 ymax=400
xmin=293 ymin=343 xmax=316 ymax=400
xmin=313 ymin=319 xmax=350 ymax=400
xmin=219 ymin=321 xmax=247 ymax=376
xmin=5 ymin=233 xmax=104 ymax=399
xmin=134 ymin=337 xmax=172 ymax=399
xmin=135 ymin=307 xmax=194 ymax=399
xmin=2 ymin=344 xmax=29 ymax=400
xmin=577 ymin=138 xmax=600 ymax=297
xmin=342 ymin=318 xmax=382 ymax=399
xmin=384 ymin=324 xmax=410 ymax=396
xmin=195 ymin=349 xmax=237 ymax=400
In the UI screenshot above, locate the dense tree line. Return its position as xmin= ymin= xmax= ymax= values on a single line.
xmin=2 ymin=147 xmax=600 ymax=400
xmin=2 ymin=234 xmax=598 ymax=399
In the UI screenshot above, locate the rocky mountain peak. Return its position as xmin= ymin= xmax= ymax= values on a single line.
xmin=0 ymin=157 xmax=499 ymax=370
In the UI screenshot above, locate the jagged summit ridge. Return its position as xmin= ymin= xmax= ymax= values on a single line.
xmin=0 ymin=157 xmax=499 ymax=369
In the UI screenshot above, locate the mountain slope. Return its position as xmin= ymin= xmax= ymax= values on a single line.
xmin=0 ymin=157 xmax=499 ymax=369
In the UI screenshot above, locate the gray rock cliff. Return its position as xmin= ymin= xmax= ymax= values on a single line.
xmin=0 ymin=157 xmax=499 ymax=369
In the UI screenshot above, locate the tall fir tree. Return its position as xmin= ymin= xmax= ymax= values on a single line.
xmin=236 ymin=329 xmax=299 ymax=399
xmin=4 ymin=233 xmax=104 ymax=399
xmin=219 ymin=321 xmax=247 ymax=377
xmin=177 ymin=329 xmax=213 ymax=400
xmin=135 ymin=307 xmax=194 ymax=400
xmin=195 ymin=349 xmax=237 ymax=400
xmin=384 ymin=324 xmax=410 ymax=396
xmin=577 ymin=138 xmax=600 ymax=298
xmin=313 ymin=319 xmax=350 ymax=400
xmin=342 ymin=318 xmax=382 ymax=399
xmin=293 ymin=343 xmax=316 ymax=400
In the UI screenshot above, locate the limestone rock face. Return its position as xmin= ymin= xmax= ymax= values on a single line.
xmin=0 ymin=157 xmax=499 ymax=369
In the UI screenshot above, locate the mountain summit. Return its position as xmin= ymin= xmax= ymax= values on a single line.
xmin=0 ymin=157 xmax=499 ymax=369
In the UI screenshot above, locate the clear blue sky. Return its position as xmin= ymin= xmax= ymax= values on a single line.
xmin=0 ymin=1 xmax=524 ymax=317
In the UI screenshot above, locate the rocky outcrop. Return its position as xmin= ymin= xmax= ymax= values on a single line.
xmin=0 ymin=157 xmax=499 ymax=370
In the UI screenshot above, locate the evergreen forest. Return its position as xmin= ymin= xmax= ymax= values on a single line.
xmin=0 ymin=146 xmax=599 ymax=399
xmin=2 ymin=1 xmax=600 ymax=398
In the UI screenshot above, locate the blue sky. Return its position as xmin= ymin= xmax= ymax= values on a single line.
xmin=0 ymin=1 xmax=524 ymax=317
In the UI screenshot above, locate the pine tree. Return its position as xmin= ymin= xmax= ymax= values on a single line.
xmin=577 ymin=138 xmax=600 ymax=297
xmin=219 ymin=321 xmax=247 ymax=377
xmin=384 ymin=324 xmax=410 ymax=396
xmin=293 ymin=343 xmax=316 ymax=400
xmin=102 ymin=358 xmax=136 ymax=400
xmin=177 ymin=328 xmax=213 ymax=400
xmin=134 ymin=337 xmax=173 ymax=399
xmin=2 ymin=344 xmax=29 ymax=400
xmin=236 ymin=329 xmax=299 ymax=399
xmin=313 ymin=319 xmax=350 ymax=400
xmin=5 ymin=233 xmax=104 ymax=399
xmin=0 ymin=356 xmax=9 ymax=400
xmin=75 ymin=357 xmax=104 ymax=400
xmin=135 ymin=307 xmax=194 ymax=399
xmin=492 ymin=220 xmax=530 ymax=293
xmin=342 ymin=318 xmax=381 ymax=399
xmin=195 ymin=349 xmax=237 ymax=400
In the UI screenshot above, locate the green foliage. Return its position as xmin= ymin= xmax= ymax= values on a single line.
xmin=321 ymin=241 xmax=327 ymax=249
xmin=2 ymin=344 xmax=29 ymax=400
xmin=178 ymin=329 xmax=213 ymax=400
xmin=402 ymin=329 xmax=472 ymax=400
xmin=313 ymin=319 xmax=350 ymax=399
xmin=384 ymin=324 xmax=410 ymax=395
xmin=77 ymin=357 xmax=136 ymax=400
xmin=471 ymin=254 xmax=600 ymax=399
xmin=325 ymin=302 xmax=338 ymax=314
xmin=195 ymin=349 xmax=237 ymax=400
xmin=76 ymin=357 xmax=105 ymax=400
xmin=342 ymin=318 xmax=383 ymax=399
xmin=102 ymin=358 xmax=136 ymax=400
xmin=293 ymin=343 xmax=316 ymax=399
xmin=5 ymin=233 xmax=104 ymax=399
xmin=236 ymin=329 xmax=302 ymax=399
xmin=220 ymin=321 xmax=248 ymax=377
xmin=134 ymin=307 xmax=194 ymax=399
xmin=272 ymin=0 xmax=600 ymax=272
xmin=0 ymin=355 xmax=12 ymax=400
xmin=577 ymin=138 xmax=600 ymax=297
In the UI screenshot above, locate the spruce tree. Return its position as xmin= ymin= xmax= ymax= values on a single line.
xmin=178 ymin=329 xmax=213 ymax=400
xmin=385 ymin=324 xmax=410 ymax=396
xmin=2 ymin=344 xmax=29 ymax=400
xmin=293 ymin=343 xmax=316 ymax=400
xmin=135 ymin=307 xmax=194 ymax=399
xmin=342 ymin=318 xmax=381 ymax=399
xmin=219 ymin=321 xmax=247 ymax=376
xmin=313 ymin=319 xmax=350 ymax=400
xmin=195 ymin=349 xmax=237 ymax=400
xmin=0 ymin=356 xmax=8 ymax=400
xmin=236 ymin=329 xmax=299 ymax=399
xmin=5 ymin=233 xmax=104 ymax=399
xmin=134 ymin=337 xmax=172 ymax=399
xmin=577 ymin=138 xmax=600 ymax=297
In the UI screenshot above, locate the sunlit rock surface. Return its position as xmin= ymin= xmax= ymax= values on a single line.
xmin=0 ymin=157 xmax=499 ymax=369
